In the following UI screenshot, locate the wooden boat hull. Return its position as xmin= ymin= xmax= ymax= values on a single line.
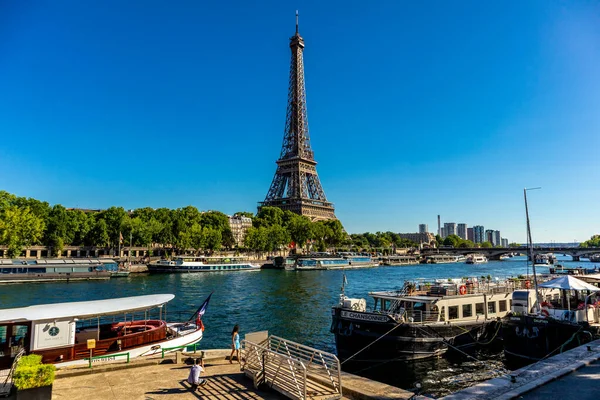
xmin=53 ymin=326 xmax=203 ymax=368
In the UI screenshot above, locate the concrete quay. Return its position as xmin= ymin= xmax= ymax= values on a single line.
xmin=442 ymin=339 xmax=600 ymax=400
xmin=48 ymin=349 xmax=414 ymax=400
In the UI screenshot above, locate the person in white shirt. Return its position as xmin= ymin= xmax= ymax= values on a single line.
xmin=187 ymin=357 xmax=207 ymax=391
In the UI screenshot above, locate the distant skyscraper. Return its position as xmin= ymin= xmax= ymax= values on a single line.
xmin=485 ymin=229 xmax=494 ymax=244
xmin=467 ymin=228 xmax=474 ymax=242
xmin=501 ymin=238 xmax=509 ymax=247
xmin=444 ymin=223 xmax=457 ymax=237
xmin=437 ymin=215 xmax=441 ymax=237
xmin=441 ymin=227 xmax=446 ymax=238
xmin=419 ymin=224 xmax=428 ymax=234
xmin=494 ymin=231 xmax=501 ymax=247
xmin=457 ymin=223 xmax=468 ymax=240
xmin=473 ymin=225 xmax=485 ymax=244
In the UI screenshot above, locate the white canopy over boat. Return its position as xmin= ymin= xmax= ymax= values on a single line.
xmin=0 ymin=294 xmax=175 ymax=323
xmin=539 ymin=276 xmax=600 ymax=292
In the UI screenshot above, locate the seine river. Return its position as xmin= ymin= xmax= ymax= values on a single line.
xmin=1 ymin=255 xmax=597 ymax=396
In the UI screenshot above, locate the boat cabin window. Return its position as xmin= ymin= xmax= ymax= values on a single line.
xmin=411 ymin=302 xmax=427 ymax=312
xmin=476 ymin=303 xmax=484 ymax=315
xmin=462 ymin=304 xmax=473 ymax=318
xmin=488 ymin=302 xmax=496 ymax=314
xmin=499 ymin=300 xmax=507 ymax=312
xmin=0 ymin=326 xmax=6 ymax=345
xmin=383 ymin=300 xmax=391 ymax=311
xmin=439 ymin=306 xmax=445 ymax=321
xmin=448 ymin=306 xmax=459 ymax=320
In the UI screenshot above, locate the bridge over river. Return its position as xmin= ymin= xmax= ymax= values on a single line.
xmin=420 ymin=247 xmax=600 ymax=261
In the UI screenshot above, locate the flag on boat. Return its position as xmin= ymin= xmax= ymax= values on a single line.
xmin=190 ymin=292 xmax=213 ymax=322
xmin=343 ymin=274 xmax=348 ymax=286
xmin=119 ymin=231 xmax=124 ymax=243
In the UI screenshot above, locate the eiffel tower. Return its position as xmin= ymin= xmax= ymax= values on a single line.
xmin=259 ymin=13 xmax=336 ymax=222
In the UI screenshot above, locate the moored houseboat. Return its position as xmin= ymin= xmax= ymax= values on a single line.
xmin=0 ymin=258 xmax=118 ymax=284
xmin=502 ymin=188 xmax=600 ymax=366
xmin=0 ymin=294 xmax=207 ymax=369
xmin=147 ymin=255 xmax=261 ymax=273
xmin=331 ymin=278 xmax=514 ymax=363
xmin=295 ymin=257 xmax=349 ymax=270
xmin=338 ymin=253 xmax=376 ymax=268
xmin=502 ymin=276 xmax=600 ymax=365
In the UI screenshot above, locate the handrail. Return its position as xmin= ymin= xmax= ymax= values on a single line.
xmin=161 ymin=341 xmax=202 ymax=358
xmin=269 ymin=335 xmax=342 ymax=396
xmin=242 ymin=339 xmax=307 ymax=400
xmin=85 ymin=352 xmax=130 ymax=369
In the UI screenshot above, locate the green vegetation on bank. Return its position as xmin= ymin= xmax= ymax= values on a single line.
xmin=0 ymin=191 xmax=417 ymax=257
xmin=4 ymin=191 xmax=575 ymax=257
xmin=581 ymin=235 xmax=600 ymax=247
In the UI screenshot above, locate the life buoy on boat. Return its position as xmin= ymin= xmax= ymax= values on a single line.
xmin=541 ymin=309 xmax=550 ymax=317
xmin=459 ymin=285 xmax=467 ymax=295
xmin=525 ymin=280 xmax=531 ymax=289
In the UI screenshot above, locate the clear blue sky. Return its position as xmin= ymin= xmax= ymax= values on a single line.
xmin=1 ymin=1 xmax=599 ymax=243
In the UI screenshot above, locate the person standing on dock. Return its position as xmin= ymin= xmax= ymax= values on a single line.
xmin=229 ymin=324 xmax=241 ymax=364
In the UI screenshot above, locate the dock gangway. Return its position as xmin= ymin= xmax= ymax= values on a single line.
xmin=241 ymin=333 xmax=342 ymax=400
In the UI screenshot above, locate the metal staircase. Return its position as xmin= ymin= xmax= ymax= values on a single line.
xmin=241 ymin=334 xmax=342 ymax=400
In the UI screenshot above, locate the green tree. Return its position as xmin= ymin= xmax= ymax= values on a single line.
xmin=458 ymin=240 xmax=475 ymax=248
xmin=234 ymin=211 xmax=254 ymax=218
xmin=0 ymin=206 xmax=45 ymax=257
xmin=98 ymin=207 xmax=129 ymax=247
xmin=480 ymin=241 xmax=493 ymax=248
xmin=244 ymin=227 xmax=268 ymax=254
xmin=288 ymin=215 xmax=312 ymax=251
xmin=188 ymin=223 xmax=205 ymax=253
xmin=435 ymin=234 xmax=443 ymax=247
xmin=581 ymin=235 xmax=600 ymax=247
xmin=67 ymin=210 xmax=92 ymax=246
xmin=87 ymin=219 xmax=110 ymax=247
xmin=254 ymin=207 xmax=284 ymax=228
xmin=508 ymin=242 xmax=521 ymax=248
xmin=443 ymin=235 xmax=461 ymax=247
xmin=203 ymin=227 xmax=222 ymax=252
xmin=152 ymin=208 xmax=175 ymax=246
xmin=45 ymin=205 xmax=69 ymax=247
xmin=266 ymin=224 xmax=290 ymax=254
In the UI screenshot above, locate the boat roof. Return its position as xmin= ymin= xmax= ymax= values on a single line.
xmin=0 ymin=294 xmax=175 ymax=323
xmin=369 ymin=292 xmax=436 ymax=303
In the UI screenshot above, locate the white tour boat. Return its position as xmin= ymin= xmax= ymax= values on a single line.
xmin=0 ymin=294 xmax=206 ymax=369
xmin=466 ymin=254 xmax=488 ymax=264
xmin=148 ymin=255 xmax=261 ymax=273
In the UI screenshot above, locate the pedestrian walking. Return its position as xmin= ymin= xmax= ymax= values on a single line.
xmin=229 ymin=324 xmax=241 ymax=364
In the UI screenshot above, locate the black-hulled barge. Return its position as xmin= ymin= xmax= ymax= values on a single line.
xmin=331 ymin=279 xmax=515 ymax=363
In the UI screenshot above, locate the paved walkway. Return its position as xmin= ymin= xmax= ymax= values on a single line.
xmin=52 ymin=359 xmax=285 ymax=400
xmin=520 ymin=359 xmax=600 ymax=400
xmin=442 ymin=339 xmax=600 ymax=399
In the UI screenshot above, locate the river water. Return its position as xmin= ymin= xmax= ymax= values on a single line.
xmin=1 ymin=256 xmax=597 ymax=396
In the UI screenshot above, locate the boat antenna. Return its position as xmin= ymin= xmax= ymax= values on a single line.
xmin=524 ymin=187 xmax=541 ymax=313
xmin=340 ymin=272 xmax=348 ymax=306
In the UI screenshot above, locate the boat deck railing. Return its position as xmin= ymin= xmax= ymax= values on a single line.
xmin=242 ymin=334 xmax=342 ymax=400
xmin=389 ymin=309 xmax=439 ymax=324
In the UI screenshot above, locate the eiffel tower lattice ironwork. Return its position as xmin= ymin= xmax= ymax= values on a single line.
xmin=259 ymin=13 xmax=336 ymax=221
